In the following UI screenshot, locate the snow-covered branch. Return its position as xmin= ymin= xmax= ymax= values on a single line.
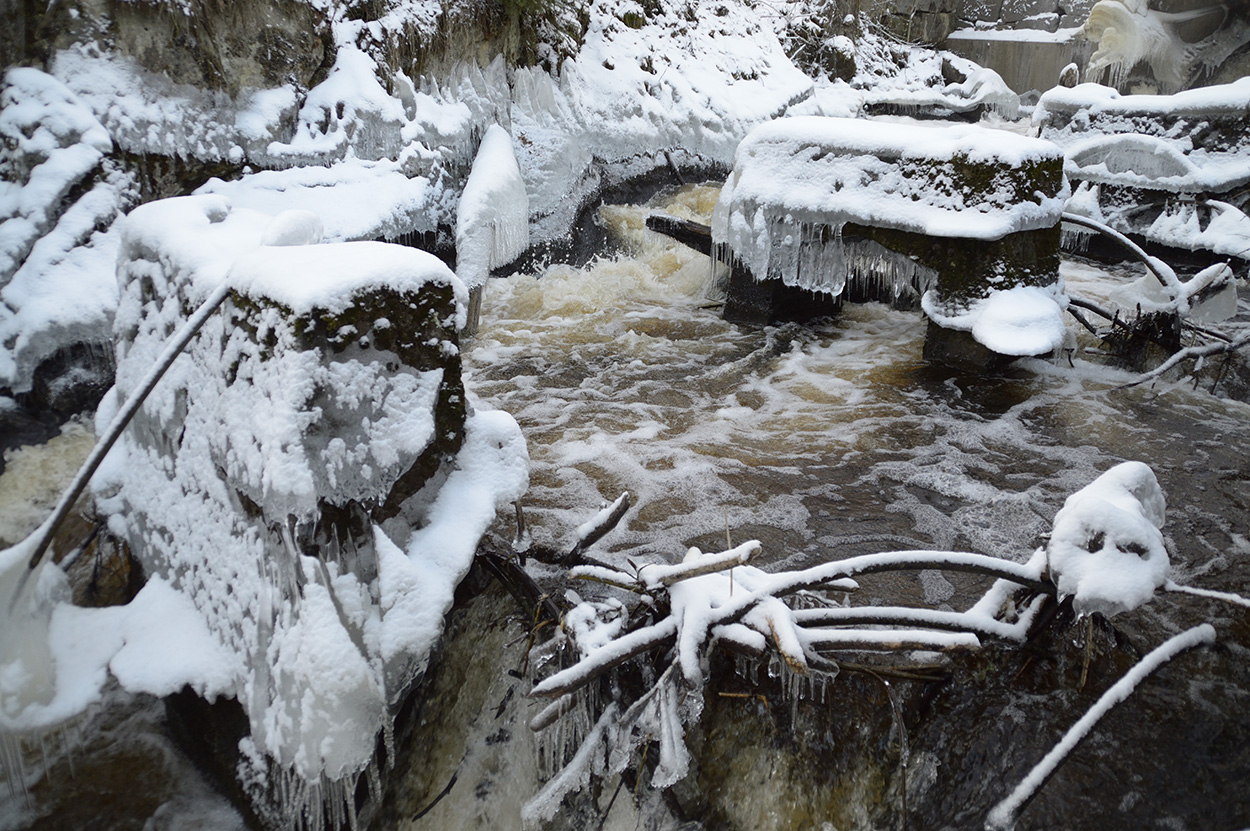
xmin=1122 ymin=329 xmax=1250 ymax=389
xmin=985 ymin=624 xmax=1217 ymax=831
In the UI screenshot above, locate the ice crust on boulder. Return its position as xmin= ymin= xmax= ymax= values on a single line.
xmin=711 ymin=116 xmax=1066 ymax=296
xmin=198 ymin=161 xmax=440 ymax=244
xmin=0 ymin=68 xmax=131 ymax=393
xmin=1039 ymin=79 xmax=1250 ymax=257
xmin=0 ymin=196 xmax=532 ymax=807
xmin=1037 ymin=80 xmax=1250 ymax=194
xmin=1046 ymin=461 xmax=1169 ymax=617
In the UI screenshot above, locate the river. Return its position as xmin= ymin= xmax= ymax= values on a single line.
xmin=2 ymin=184 xmax=1248 ymax=830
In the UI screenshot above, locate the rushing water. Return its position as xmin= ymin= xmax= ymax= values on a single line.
xmin=469 ymin=185 xmax=1250 ymax=585
xmin=3 ymin=184 xmax=1249 ymax=830
xmin=454 ymin=183 xmax=1250 ymax=830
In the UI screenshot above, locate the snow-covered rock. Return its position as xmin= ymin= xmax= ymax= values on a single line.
xmin=712 ymin=115 xmax=1069 ymax=355
xmin=1039 ymin=79 xmax=1250 ymax=259
xmin=0 ymin=67 xmax=132 ymax=395
xmin=51 ymin=194 xmax=529 ymax=824
xmin=1046 ymin=461 xmax=1169 ymax=617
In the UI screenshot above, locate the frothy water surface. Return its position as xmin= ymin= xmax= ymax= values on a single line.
xmin=468 ymin=185 xmax=1250 ymax=591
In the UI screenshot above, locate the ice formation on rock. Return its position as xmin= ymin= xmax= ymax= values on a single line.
xmin=714 ymin=117 xmax=1066 ymax=269
xmin=922 ymin=284 xmax=1070 ymax=356
xmin=712 ymin=116 xmax=1069 ymax=354
xmin=1039 ymin=79 xmax=1250 ymax=261
xmin=0 ymin=68 xmax=132 ymax=394
xmin=455 ymin=125 xmax=530 ymax=292
xmin=1082 ymin=0 xmax=1250 ymax=92
xmin=1084 ymin=0 xmax=1188 ymax=91
xmin=2 ymin=194 xmax=529 ymax=828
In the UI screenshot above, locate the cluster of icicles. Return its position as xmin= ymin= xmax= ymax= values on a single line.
xmin=714 ymin=214 xmax=937 ymax=304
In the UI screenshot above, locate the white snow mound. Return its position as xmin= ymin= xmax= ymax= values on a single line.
xmin=1047 ymin=461 xmax=1169 ymax=617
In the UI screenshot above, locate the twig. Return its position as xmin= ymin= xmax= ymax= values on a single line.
xmin=1078 ymin=615 xmax=1093 ymax=691
xmin=1121 ymin=330 xmax=1250 ymax=389
xmin=791 ymin=604 xmax=1039 ymax=643
xmin=1164 ymin=579 xmax=1250 ymax=609
xmin=412 ymin=770 xmax=459 ymax=821
xmin=532 ymin=619 xmax=678 ymax=698
xmin=565 ymin=493 xmax=631 ymax=565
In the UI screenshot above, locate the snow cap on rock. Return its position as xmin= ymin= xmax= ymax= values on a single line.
xmin=1047 ymin=461 xmax=1169 ymax=617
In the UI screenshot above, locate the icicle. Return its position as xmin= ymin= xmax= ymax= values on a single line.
xmin=788 ymin=669 xmax=800 ymax=726
xmin=2 ymin=733 xmax=27 ymax=802
xmin=367 ymin=758 xmax=383 ymax=808
xmin=1061 ymin=227 xmax=1094 ymax=252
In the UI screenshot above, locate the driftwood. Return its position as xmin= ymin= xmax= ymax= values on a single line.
xmin=645 ymin=213 xmax=713 ymax=256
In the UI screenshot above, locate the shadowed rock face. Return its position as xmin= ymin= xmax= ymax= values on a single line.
xmin=7 ymin=0 xmax=332 ymax=94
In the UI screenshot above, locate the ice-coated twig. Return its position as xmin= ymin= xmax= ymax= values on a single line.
xmin=8 ymin=278 xmax=233 ymax=612
xmin=1122 ymin=330 xmax=1250 ymax=389
xmin=530 ymin=539 xmax=1058 ymax=812
xmin=1164 ymin=579 xmax=1250 ymax=609
xmin=521 ymin=702 xmax=619 ymax=826
xmin=638 ymin=541 xmax=761 ymax=589
xmin=570 ymin=564 xmax=645 ymax=592
xmin=801 ymin=628 xmax=981 ymax=652
xmin=762 ymin=549 xmax=1052 ymax=597
xmin=532 ymin=618 xmax=678 ymax=698
xmin=984 ymin=624 xmax=1216 ymax=831
xmin=529 ymin=693 xmax=581 ymax=732
xmin=701 ymin=550 xmax=1051 ymax=636
xmin=793 ymin=604 xmax=1037 ymax=642
xmin=571 ymin=541 xmax=763 ymax=592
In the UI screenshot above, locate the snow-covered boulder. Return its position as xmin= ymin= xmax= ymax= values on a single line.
xmin=0 ymin=68 xmax=132 ymax=397
xmin=1046 ymin=461 xmax=1169 ymax=618
xmin=80 ymin=194 xmax=528 ymax=827
xmin=1039 ymin=80 xmax=1250 ymax=261
xmin=712 ymin=116 xmax=1069 ymax=358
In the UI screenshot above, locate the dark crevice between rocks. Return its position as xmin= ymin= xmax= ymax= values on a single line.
xmin=1 ymin=341 xmax=116 ymax=476
xmin=514 ymin=158 xmax=730 ymax=274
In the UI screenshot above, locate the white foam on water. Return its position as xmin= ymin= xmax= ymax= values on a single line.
xmin=0 ymin=419 xmax=95 ymax=547
xmin=468 ymin=184 xmax=1250 ymax=587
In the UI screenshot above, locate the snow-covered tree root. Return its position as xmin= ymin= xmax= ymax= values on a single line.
xmin=984 ymin=624 xmax=1217 ymax=831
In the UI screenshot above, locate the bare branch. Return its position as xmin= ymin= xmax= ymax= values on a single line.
xmin=1121 ymin=330 xmax=1250 ymax=388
